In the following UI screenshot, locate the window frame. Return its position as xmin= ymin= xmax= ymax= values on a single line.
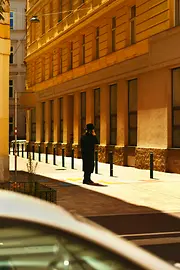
xmin=175 ymin=0 xmax=180 ymax=26
xmin=128 ymin=79 xmax=138 ymax=146
xmin=50 ymin=100 xmax=54 ymax=142
xmin=94 ymin=88 xmax=100 ymax=142
xmin=96 ymin=27 xmax=100 ymax=59
xmin=9 ymin=79 xmax=14 ymax=98
xmin=112 ymin=17 xmax=116 ymax=52
xmin=81 ymin=92 xmax=86 ymax=135
xmin=10 ymin=46 xmax=14 ymax=64
xmin=69 ymin=42 xmax=73 ymax=70
xmin=82 ymin=34 xmax=85 ymax=65
xmin=31 ymin=108 xmax=36 ymax=142
xmin=9 ymin=117 xmax=14 ymax=134
xmin=130 ymin=5 xmax=136 ymax=45
xmin=59 ymin=97 xmax=63 ymax=143
xmin=172 ymin=68 xmax=180 ymax=147
xmin=110 ymin=84 xmax=117 ymax=145
xmin=10 ymin=11 xmax=14 ymax=29
xmin=42 ymin=102 xmax=45 ymax=142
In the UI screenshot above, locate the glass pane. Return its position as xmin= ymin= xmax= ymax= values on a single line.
xmin=0 ymin=220 xmax=144 ymax=270
xmin=110 ymin=130 xmax=117 ymax=145
xmin=130 ymin=20 xmax=136 ymax=44
xmin=131 ymin=5 xmax=136 ymax=18
xmin=81 ymin=92 xmax=86 ymax=117
xmin=173 ymin=109 xmax=180 ymax=126
xmin=94 ymin=88 xmax=100 ymax=116
xmin=129 ymin=113 xmax=137 ymax=128
xmin=128 ymin=79 xmax=137 ymax=111
xmin=173 ymin=128 xmax=180 ymax=147
xmin=172 ymin=68 xmax=180 ymax=106
xmin=129 ymin=129 xmax=137 ymax=146
xmin=112 ymin=30 xmax=116 ymax=52
xmin=110 ymin=84 xmax=117 ymax=114
xmin=110 ymin=115 xmax=117 ymax=129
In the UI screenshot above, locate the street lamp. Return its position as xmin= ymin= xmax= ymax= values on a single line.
xmin=14 ymin=16 xmax=40 ymax=179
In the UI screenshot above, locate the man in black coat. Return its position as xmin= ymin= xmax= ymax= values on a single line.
xmin=80 ymin=123 xmax=98 ymax=185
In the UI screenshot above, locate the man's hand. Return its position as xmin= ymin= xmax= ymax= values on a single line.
xmin=92 ymin=129 xmax=96 ymax=136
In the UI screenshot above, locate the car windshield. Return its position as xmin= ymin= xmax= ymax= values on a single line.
xmin=0 ymin=219 xmax=145 ymax=270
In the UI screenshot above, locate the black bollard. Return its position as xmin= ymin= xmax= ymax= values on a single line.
xmin=71 ymin=148 xmax=74 ymax=169
xmin=27 ymin=144 xmax=29 ymax=159
xmin=17 ymin=144 xmax=19 ymax=156
xmin=32 ymin=145 xmax=35 ymax=160
xmin=109 ymin=151 xmax=113 ymax=177
xmin=22 ymin=144 xmax=24 ymax=158
xmin=150 ymin=152 xmax=153 ymax=179
xmin=53 ymin=146 xmax=56 ymax=165
xmin=38 ymin=145 xmax=41 ymax=162
xmin=62 ymin=148 xmax=65 ymax=167
xmin=13 ymin=143 xmax=15 ymax=155
xmin=46 ymin=146 xmax=48 ymax=163
xmin=95 ymin=150 xmax=98 ymax=174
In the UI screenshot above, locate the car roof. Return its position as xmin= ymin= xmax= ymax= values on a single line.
xmin=0 ymin=190 xmax=175 ymax=270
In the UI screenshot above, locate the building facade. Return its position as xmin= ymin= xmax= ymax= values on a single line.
xmin=0 ymin=0 xmax=10 ymax=180
xmin=9 ymin=0 xmax=26 ymax=142
xmin=23 ymin=0 xmax=180 ymax=173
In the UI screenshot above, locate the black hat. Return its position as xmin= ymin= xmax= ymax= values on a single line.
xmin=86 ymin=123 xmax=95 ymax=131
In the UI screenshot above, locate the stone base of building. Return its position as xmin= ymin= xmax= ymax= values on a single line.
xmin=73 ymin=144 xmax=81 ymax=158
xmin=98 ymin=145 xmax=125 ymax=165
xmin=0 ymin=156 xmax=9 ymax=181
xmin=167 ymin=148 xmax=180 ymax=173
xmin=135 ymin=148 xmax=167 ymax=172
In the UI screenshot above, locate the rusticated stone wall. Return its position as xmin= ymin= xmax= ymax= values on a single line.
xmin=98 ymin=145 xmax=108 ymax=163
xmin=167 ymin=149 xmax=180 ymax=173
xmin=135 ymin=148 xmax=167 ymax=172
xmin=114 ymin=147 xmax=124 ymax=166
xmin=73 ymin=144 xmax=81 ymax=158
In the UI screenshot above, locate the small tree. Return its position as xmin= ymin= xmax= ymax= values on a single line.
xmin=0 ymin=0 xmax=5 ymax=21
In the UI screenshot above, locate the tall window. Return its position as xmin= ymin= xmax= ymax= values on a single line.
xmin=130 ymin=5 xmax=136 ymax=44
xmin=49 ymin=1 xmax=53 ymax=28
xmin=82 ymin=35 xmax=85 ymax=65
xmin=110 ymin=84 xmax=117 ymax=145
xmin=128 ymin=79 xmax=137 ymax=146
xmin=41 ymin=57 xmax=45 ymax=81
xmin=59 ymin=98 xmax=63 ymax=143
xmin=49 ymin=54 xmax=53 ymax=78
xmin=94 ymin=88 xmax=100 ymax=142
xmin=58 ymin=0 xmax=62 ymax=22
xmin=31 ymin=108 xmax=36 ymax=142
xmin=96 ymin=27 xmax=100 ymax=59
xmin=112 ymin=17 xmax=116 ymax=52
xmin=9 ymin=80 xmax=14 ymax=98
xmin=10 ymin=46 xmax=14 ymax=64
xmin=172 ymin=68 xmax=180 ymax=147
xmin=50 ymin=100 xmax=54 ymax=142
xmin=9 ymin=117 xmax=14 ymax=134
xmin=42 ymin=102 xmax=45 ymax=142
xmin=10 ymin=11 xmax=14 ymax=29
xmin=69 ymin=0 xmax=72 ymax=12
xmin=175 ymin=0 xmax=180 ymax=26
xmin=69 ymin=42 xmax=73 ymax=70
xmin=81 ymin=92 xmax=86 ymax=135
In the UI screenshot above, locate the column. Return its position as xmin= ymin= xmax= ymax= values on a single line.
xmin=36 ymin=102 xmax=42 ymax=143
xmin=86 ymin=88 xmax=94 ymax=124
xmin=73 ymin=92 xmax=81 ymax=144
xmin=117 ymin=80 xmax=128 ymax=146
xmin=45 ymin=101 xmax=50 ymax=143
xmin=53 ymin=98 xmax=59 ymax=144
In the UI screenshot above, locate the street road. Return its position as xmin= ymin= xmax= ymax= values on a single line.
xmin=87 ymin=213 xmax=180 ymax=265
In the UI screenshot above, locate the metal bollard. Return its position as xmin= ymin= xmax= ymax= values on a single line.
xmin=71 ymin=148 xmax=74 ymax=169
xmin=13 ymin=143 xmax=15 ymax=155
xmin=32 ymin=145 xmax=35 ymax=160
xmin=53 ymin=146 xmax=56 ymax=165
xmin=150 ymin=152 xmax=153 ymax=179
xmin=22 ymin=144 xmax=24 ymax=158
xmin=62 ymin=148 xmax=65 ymax=167
xmin=95 ymin=150 xmax=98 ymax=174
xmin=27 ymin=144 xmax=29 ymax=159
xmin=109 ymin=151 xmax=113 ymax=177
xmin=17 ymin=144 xmax=19 ymax=156
xmin=38 ymin=145 xmax=41 ymax=162
xmin=45 ymin=146 xmax=48 ymax=163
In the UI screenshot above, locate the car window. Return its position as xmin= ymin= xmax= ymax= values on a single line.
xmin=0 ymin=219 xmax=145 ymax=270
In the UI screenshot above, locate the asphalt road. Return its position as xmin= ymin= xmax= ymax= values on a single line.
xmin=87 ymin=213 xmax=180 ymax=264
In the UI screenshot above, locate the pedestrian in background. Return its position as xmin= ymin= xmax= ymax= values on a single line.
xmin=80 ymin=123 xmax=98 ymax=185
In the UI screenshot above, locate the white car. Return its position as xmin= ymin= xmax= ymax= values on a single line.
xmin=0 ymin=190 xmax=176 ymax=270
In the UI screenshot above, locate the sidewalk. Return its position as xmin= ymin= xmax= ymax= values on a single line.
xmin=9 ymin=152 xmax=180 ymax=216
